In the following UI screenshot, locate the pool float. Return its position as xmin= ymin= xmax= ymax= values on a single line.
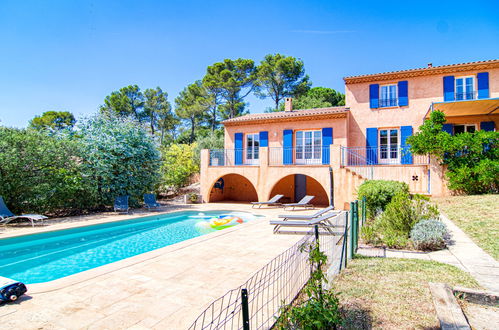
xmin=195 ymin=215 xmax=244 ymax=234
xmin=0 ymin=276 xmax=27 ymax=302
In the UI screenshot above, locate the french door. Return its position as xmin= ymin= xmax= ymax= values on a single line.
xmin=379 ymin=129 xmax=399 ymax=164
xmin=295 ymin=130 xmax=322 ymax=164
xmin=245 ymin=133 xmax=259 ymax=164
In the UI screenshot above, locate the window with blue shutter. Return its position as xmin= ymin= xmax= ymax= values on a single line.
xmin=283 ymin=130 xmax=293 ymax=165
xmin=477 ymin=72 xmax=490 ymax=99
xmin=398 ymin=81 xmax=408 ymax=106
xmin=259 ymin=131 xmax=268 ymax=147
xmin=480 ymin=121 xmax=495 ymax=131
xmin=321 ymin=127 xmax=333 ymax=165
xmin=442 ymin=124 xmax=453 ymax=135
xmin=443 ymin=76 xmax=455 ymax=101
xmin=369 ymin=84 xmax=379 ymax=109
xmin=366 ymin=128 xmax=378 ymax=165
xmin=400 ymin=126 xmax=413 ymax=164
xmin=234 ymin=133 xmax=243 ymax=165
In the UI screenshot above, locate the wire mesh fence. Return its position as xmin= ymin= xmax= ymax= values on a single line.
xmin=188 ymin=211 xmax=349 ymax=330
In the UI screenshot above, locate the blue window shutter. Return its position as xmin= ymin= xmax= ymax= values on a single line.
xmin=477 ymin=72 xmax=490 ymax=99
xmin=400 ymin=126 xmax=413 ymax=164
xmin=366 ymin=128 xmax=378 ymax=165
xmin=480 ymin=121 xmax=495 ymax=131
xmin=234 ymin=133 xmax=243 ymax=165
xmin=442 ymin=124 xmax=453 ymax=135
xmin=259 ymin=131 xmax=268 ymax=147
xmin=321 ymin=127 xmax=333 ymax=165
xmin=369 ymin=84 xmax=379 ymax=109
xmin=398 ymin=81 xmax=408 ymax=106
xmin=283 ymin=130 xmax=293 ymax=165
xmin=443 ymin=76 xmax=455 ymax=101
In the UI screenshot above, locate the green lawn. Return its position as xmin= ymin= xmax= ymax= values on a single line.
xmin=432 ymin=194 xmax=499 ymax=260
xmin=333 ymin=257 xmax=479 ymax=329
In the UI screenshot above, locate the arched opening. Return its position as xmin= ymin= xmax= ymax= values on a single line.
xmin=208 ymin=174 xmax=258 ymax=203
xmin=269 ymin=174 xmax=329 ymax=206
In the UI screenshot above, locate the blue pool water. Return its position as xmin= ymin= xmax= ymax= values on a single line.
xmin=0 ymin=211 xmax=260 ymax=284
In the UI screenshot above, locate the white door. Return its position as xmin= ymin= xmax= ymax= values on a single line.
xmin=379 ymin=129 xmax=399 ymax=164
xmin=245 ymin=133 xmax=259 ymax=165
xmin=296 ymin=131 xmax=322 ymax=164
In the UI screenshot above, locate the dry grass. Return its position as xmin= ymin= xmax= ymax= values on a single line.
xmin=333 ymin=257 xmax=480 ymax=330
xmin=432 ymin=194 xmax=499 ymax=260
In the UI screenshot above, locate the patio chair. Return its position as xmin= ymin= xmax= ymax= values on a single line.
xmin=278 ymin=205 xmax=338 ymax=221
xmin=270 ymin=211 xmax=343 ymax=235
xmin=144 ymin=194 xmax=161 ymax=209
xmin=283 ymin=195 xmax=315 ymax=210
xmin=0 ymin=196 xmax=47 ymax=227
xmin=114 ymin=196 xmax=130 ymax=213
xmin=251 ymin=194 xmax=284 ymax=208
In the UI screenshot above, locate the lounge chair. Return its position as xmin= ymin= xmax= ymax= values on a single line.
xmin=0 ymin=196 xmax=47 ymax=227
xmin=283 ymin=195 xmax=315 ymax=210
xmin=251 ymin=194 xmax=284 ymax=208
xmin=278 ymin=205 xmax=337 ymax=221
xmin=270 ymin=211 xmax=343 ymax=235
xmin=114 ymin=196 xmax=130 ymax=213
xmin=144 ymin=194 xmax=161 ymax=208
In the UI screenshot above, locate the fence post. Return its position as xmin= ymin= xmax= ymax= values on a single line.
xmin=348 ymin=202 xmax=354 ymax=259
xmin=341 ymin=211 xmax=349 ymax=270
xmin=354 ymin=200 xmax=359 ymax=252
xmin=362 ymin=196 xmax=367 ymax=226
xmin=314 ymin=224 xmax=319 ymax=241
xmin=241 ymin=288 xmax=250 ymax=330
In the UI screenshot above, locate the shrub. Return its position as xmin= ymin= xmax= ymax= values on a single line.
xmin=76 ymin=114 xmax=161 ymax=207
xmin=368 ymin=193 xmax=439 ymax=248
xmin=0 ymin=127 xmax=89 ymax=214
xmin=410 ymin=219 xmax=447 ymax=251
xmin=357 ymin=180 xmax=409 ymax=219
xmin=160 ymin=143 xmax=199 ymax=193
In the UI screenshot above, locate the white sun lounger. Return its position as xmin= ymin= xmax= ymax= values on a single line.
xmin=278 ymin=205 xmax=337 ymax=221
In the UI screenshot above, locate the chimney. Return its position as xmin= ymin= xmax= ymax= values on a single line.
xmin=284 ymin=97 xmax=293 ymax=112
xmin=427 ymin=63 xmax=433 ymax=68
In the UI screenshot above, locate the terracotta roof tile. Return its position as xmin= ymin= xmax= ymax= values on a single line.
xmin=344 ymin=59 xmax=499 ymax=84
xmin=222 ymin=107 xmax=349 ymax=125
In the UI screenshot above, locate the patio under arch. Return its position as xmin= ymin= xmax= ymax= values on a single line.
xmin=268 ymin=174 xmax=329 ymax=206
xmin=208 ymin=173 xmax=259 ymax=203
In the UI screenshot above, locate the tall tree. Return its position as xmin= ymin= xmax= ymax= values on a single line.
xmin=268 ymin=87 xmax=345 ymax=112
xmin=175 ymin=81 xmax=209 ymax=143
xmin=255 ymin=54 xmax=311 ymax=111
xmin=203 ymin=58 xmax=256 ymax=120
xmin=29 ymin=111 xmax=76 ymax=131
xmin=100 ymin=85 xmax=145 ymax=122
xmin=143 ymin=87 xmax=176 ymax=141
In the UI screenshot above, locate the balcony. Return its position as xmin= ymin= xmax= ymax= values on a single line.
xmin=340 ymin=146 xmax=429 ymax=166
xmin=208 ymin=147 xmax=331 ymax=167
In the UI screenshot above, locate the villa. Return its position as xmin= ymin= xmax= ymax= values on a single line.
xmin=200 ymin=59 xmax=499 ymax=209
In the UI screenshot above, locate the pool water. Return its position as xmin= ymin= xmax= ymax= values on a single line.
xmin=0 ymin=211 xmax=260 ymax=284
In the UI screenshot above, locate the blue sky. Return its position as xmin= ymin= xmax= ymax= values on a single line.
xmin=1 ymin=0 xmax=498 ymax=127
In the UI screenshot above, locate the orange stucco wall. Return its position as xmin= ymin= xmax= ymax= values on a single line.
xmin=224 ymin=117 xmax=347 ymax=152
xmin=208 ymin=173 xmax=258 ymax=202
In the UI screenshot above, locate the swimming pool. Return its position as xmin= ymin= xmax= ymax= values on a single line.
xmin=0 ymin=211 xmax=260 ymax=284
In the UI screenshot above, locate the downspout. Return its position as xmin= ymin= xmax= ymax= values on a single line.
xmin=329 ymin=167 xmax=334 ymax=208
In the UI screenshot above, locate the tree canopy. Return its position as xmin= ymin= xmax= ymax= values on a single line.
xmin=29 ymin=111 xmax=76 ymax=131
xmin=255 ymin=54 xmax=310 ymax=111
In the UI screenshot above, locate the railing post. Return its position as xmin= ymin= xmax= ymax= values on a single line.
xmin=241 ymin=288 xmax=250 ymax=330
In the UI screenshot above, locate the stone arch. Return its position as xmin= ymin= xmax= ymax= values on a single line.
xmin=208 ymin=173 xmax=258 ymax=203
xmin=268 ymin=174 xmax=329 ymax=206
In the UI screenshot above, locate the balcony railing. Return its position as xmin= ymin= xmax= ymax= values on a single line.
xmin=455 ymin=90 xmax=477 ymax=101
xmin=209 ymin=149 xmax=260 ymax=166
xmin=341 ymin=146 xmax=429 ymax=166
xmin=268 ymin=147 xmax=330 ymax=166
xmin=379 ymin=98 xmax=398 ymax=107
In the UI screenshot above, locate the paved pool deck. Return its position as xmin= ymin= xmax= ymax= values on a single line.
xmin=0 ymin=203 xmax=312 ymax=329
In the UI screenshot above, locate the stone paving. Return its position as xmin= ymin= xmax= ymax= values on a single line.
xmin=358 ymin=214 xmax=499 ymax=292
xmin=0 ymin=203 xmax=312 ymax=329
